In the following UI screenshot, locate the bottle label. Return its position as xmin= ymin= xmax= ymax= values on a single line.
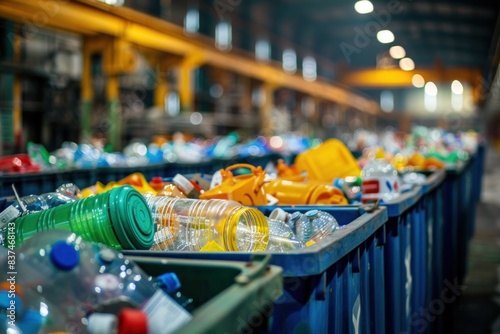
xmin=0 ymin=205 xmax=21 ymax=229
xmin=142 ymin=290 xmax=192 ymax=334
xmin=362 ymin=176 xmax=400 ymax=201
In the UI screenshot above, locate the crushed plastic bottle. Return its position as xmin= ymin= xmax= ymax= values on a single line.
xmin=303 ymin=210 xmax=340 ymax=246
xmin=0 ymin=191 xmax=77 ymax=231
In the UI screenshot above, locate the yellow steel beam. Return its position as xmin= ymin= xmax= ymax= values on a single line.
xmin=0 ymin=0 xmax=380 ymax=114
xmin=339 ymin=68 xmax=482 ymax=88
xmin=12 ymin=28 xmax=21 ymax=149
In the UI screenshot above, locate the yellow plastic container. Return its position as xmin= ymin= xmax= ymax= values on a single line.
xmin=82 ymin=172 xmax=158 ymax=197
xmin=264 ymin=179 xmax=348 ymax=205
xmin=199 ymin=164 xmax=268 ymax=206
xmin=294 ymin=139 xmax=361 ymax=182
xmin=276 ymin=159 xmax=307 ymax=182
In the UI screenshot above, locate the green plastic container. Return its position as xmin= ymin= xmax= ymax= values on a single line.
xmin=12 ymin=186 xmax=154 ymax=250
xmin=128 ymin=254 xmax=283 ymax=334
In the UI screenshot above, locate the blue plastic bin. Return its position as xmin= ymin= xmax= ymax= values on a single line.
xmin=124 ymin=206 xmax=389 ymax=334
xmin=0 ymin=168 xmax=98 ymax=197
xmin=419 ymin=169 xmax=446 ymax=334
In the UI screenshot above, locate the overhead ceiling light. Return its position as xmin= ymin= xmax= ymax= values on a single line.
xmin=399 ymin=57 xmax=415 ymax=71
xmin=377 ymin=30 xmax=395 ymax=44
xmin=389 ymin=46 xmax=406 ymax=59
xmin=354 ymin=0 xmax=374 ymax=14
xmin=425 ymin=82 xmax=438 ymax=96
xmin=451 ymin=80 xmax=463 ymax=95
xmin=412 ymin=74 xmax=425 ymax=88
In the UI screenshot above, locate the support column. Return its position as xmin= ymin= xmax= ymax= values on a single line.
xmin=81 ymin=37 xmax=93 ymax=143
xmin=178 ymin=52 xmax=205 ymax=112
xmin=179 ymin=60 xmax=195 ymax=112
xmin=0 ymin=20 xmax=15 ymax=154
xmin=106 ymin=75 xmax=120 ymax=150
xmin=12 ymin=28 xmax=21 ymax=152
xmin=260 ymin=83 xmax=275 ymax=137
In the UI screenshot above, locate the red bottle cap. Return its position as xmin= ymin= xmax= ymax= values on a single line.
xmin=117 ymin=309 xmax=148 ymax=334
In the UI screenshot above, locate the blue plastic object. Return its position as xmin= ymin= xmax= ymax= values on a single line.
xmin=50 ymin=241 xmax=79 ymax=271
xmin=124 ymin=206 xmax=389 ymax=334
xmin=157 ymin=272 xmax=182 ymax=294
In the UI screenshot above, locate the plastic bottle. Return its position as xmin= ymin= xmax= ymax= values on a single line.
xmin=262 ymin=217 xmax=304 ymax=252
xmin=291 ymin=212 xmax=314 ymax=242
xmin=267 ymin=218 xmax=295 ymax=239
xmin=155 ymin=272 xmax=194 ymax=312
xmin=146 ymin=196 xmax=269 ymax=252
xmin=8 ymin=186 xmax=154 ymax=250
xmin=0 ymin=191 xmax=77 ymax=230
xmin=15 ymin=230 xmax=192 ymax=334
xmin=303 ymin=210 xmax=339 ymax=246
xmin=361 ymin=158 xmax=401 ymax=203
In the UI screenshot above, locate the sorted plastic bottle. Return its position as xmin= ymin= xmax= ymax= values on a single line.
xmin=361 ymin=158 xmax=401 ymax=203
xmin=291 ymin=212 xmax=314 ymax=243
xmin=146 ymin=196 xmax=269 ymax=252
xmin=15 ymin=230 xmax=192 ymax=334
xmin=7 ymin=186 xmax=154 ymax=250
xmin=0 ymin=191 xmax=77 ymax=231
xmin=263 ymin=217 xmax=304 ymax=252
xmin=155 ymin=272 xmax=195 ymax=312
xmin=303 ymin=210 xmax=340 ymax=246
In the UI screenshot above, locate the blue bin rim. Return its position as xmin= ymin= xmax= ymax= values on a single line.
xmin=380 ymin=185 xmax=423 ymax=217
xmin=421 ymin=169 xmax=446 ymax=194
xmin=123 ymin=206 xmax=388 ymax=277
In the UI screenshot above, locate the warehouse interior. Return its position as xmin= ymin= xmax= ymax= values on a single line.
xmin=1 ymin=0 xmax=500 ymax=333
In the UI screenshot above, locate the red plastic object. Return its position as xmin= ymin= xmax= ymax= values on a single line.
xmin=117 ymin=308 xmax=148 ymax=334
xmin=0 ymin=154 xmax=41 ymax=173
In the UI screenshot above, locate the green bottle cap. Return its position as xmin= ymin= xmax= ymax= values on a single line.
xmin=108 ymin=186 xmax=154 ymax=250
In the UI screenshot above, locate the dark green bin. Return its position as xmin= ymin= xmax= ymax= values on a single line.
xmin=126 ymin=255 xmax=283 ymax=334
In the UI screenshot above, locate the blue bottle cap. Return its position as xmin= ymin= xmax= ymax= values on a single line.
xmin=156 ymin=272 xmax=181 ymax=294
xmin=50 ymin=241 xmax=79 ymax=271
xmin=18 ymin=309 xmax=42 ymax=334
xmin=289 ymin=212 xmax=302 ymax=222
xmin=305 ymin=210 xmax=319 ymax=218
xmin=333 ymin=178 xmax=344 ymax=189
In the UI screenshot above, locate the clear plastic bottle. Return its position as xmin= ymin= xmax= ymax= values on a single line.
xmin=303 ymin=210 xmax=339 ymax=246
xmin=361 ymin=158 xmax=401 ymax=203
xmin=291 ymin=212 xmax=314 ymax=243
xmin=155 ymin=272 xmax=194 ymax=312
xmin=260 ymin=216 xmax=304 ymax=252
xmin=145 ymin=196 xmax=269 ymax=252
xmin=267 ymin=218 xmax=295 ymax=239
xmin=266 ymin=235 xmax=305 ymax=252
xmin=15 ymin=230 xmax=192 ymax=333
xmin=0 ymin=191 xmax=77 ymax=230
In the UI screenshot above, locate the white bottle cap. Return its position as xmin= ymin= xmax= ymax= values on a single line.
xmin=88 ymin=313 xmax=118 ymax=334
xmin=269 ymin=208 xmax=288 ymax=223
xmin=172 ymin=174 xmax=194 ymax=194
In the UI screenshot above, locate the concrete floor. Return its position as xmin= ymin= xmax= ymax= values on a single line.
xmin=453 ymin=146 xmax=500 ymax=333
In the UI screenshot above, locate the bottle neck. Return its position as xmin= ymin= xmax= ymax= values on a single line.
xmin=223 ymin=207 xmax=269 ymax=251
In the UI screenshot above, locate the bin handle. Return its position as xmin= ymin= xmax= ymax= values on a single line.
xmin=360 ymin=199 xmax=380 ymax=213
xmin=222 ymin=164 xmax=268 ymax=194
xmin=235 ymin=254 xmax=272 ymax=285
